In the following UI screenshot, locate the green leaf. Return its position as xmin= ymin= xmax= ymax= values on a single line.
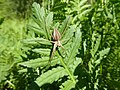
xmin=19 ymin=57 xmax=59 ymax=68
xmin=67 ymin=27 xmax=82 ymax=65
xmin=91 ymin=32 xmax=101 ymax=57
xmin=78 ymin=9 xmax=92 ymax=19
xmin=32 ymin=2 xmax=51 ymax=40
xmin=69 ymin=0 xmax=91 ymax=22
xmin=70 ymin=57 xmax=82 ymax=74
xmin=62 ymin=25 xmax=75 ymax=42
xmin=0 ymin=66 xmax=8 ymax=82
xmin=19 ymin=57 xmax=48 ymax=68
xmin=32 ymin=3 xmax=45 ymax=29
xmin=60 ymin=16 xmax=71 ymax=38
xmin=60 ymin=80 xmax=76 ymax=90
xmin=79 ymin=5 xmax=91 ymax=12
xmin=79 ymin=0 xmax=87 ymax=7
xmin=27 ymin=25 xmax=45 ymax=36
xmin=18 ymin=69 xmax=27 ymax=73
xmin=95 ymin=48 xmax=110 ymax=66
xmin=23 ymin=38 xmax=52 ymax=45
xmin=32 ymin=48 xmax=50 ymax=55
xmin=35 ymin=66 xmax=68 ymax=87
xmin=46 ymin=12 xmax=53 ymax=30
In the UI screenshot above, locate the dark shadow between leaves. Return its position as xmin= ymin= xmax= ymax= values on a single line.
xmin=73 ymin=64 xmax=91 ymax=90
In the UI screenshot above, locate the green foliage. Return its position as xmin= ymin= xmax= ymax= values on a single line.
xmin=60 ymin=80 xmax=76 ymax=90
xmin=66 ymin=0 xmax=92 ymax=23
xmin=79 ymin=0 xmax=120 ymax=89
xmin=0 ymin=0 xmax=120 ymax=90
xmin=18 ymin=1 xmax=120 ymax=89
xmin=88 ymin=32 xmax=110 ymax=89
xmin=50 ymin=0 xmax=67 ymax=20
xmin=0 ymin=19 xmax=26 ymax=89
xmin=35 ymin=66 xmax=68 ymax=87
xmin=0 ymin=0 xmax=16 ymax=18
xmin=67 ymin=27 xmax=82 ymax=66
xmin=19 ymin=2 xmax=82 ymax=90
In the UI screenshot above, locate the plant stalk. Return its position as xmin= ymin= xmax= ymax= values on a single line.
xmin=56 ymin=51 xmax=76 ymax=84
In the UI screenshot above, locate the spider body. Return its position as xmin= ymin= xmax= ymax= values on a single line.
xmin=50 ymin=29 xmax=64 ymax=60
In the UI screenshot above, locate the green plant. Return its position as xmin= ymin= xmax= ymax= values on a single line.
xmin=66 ymin=0 xmax=92 ymax=23
xmin=79 ymin=0 xmax=120 ymax=89
xmin=0 ymin=0 xmax=119 ymax=90
xmin=19 ymin=2 xmax=82 ymax=90
xmin=88 ymin=32 xmax=110 ymax=89
xmin=18 ymin=2 xmax=112 ymax=90
xmin=0 ymin=19 xmax=26 ymax=89
xmin=0 ymin=0 xmax=16 ymax=18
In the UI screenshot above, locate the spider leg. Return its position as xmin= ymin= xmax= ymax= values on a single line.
xmin=50 ymin=41 xmax=58 ymax=60
xmin=57 ymin=41 xmax=65 ymax=50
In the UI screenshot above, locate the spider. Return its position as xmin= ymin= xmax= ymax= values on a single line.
xmin=50 ymin=29 xmax=64 ymax=60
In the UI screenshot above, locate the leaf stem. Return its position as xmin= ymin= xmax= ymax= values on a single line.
xmin=56 ymin=51 xmax=76 ymax=84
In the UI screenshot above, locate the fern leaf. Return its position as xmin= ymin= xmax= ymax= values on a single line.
xmin=32 ymin=2 xmax=51 ymax=40
xmin=93 ymin=34 xmax=101 ymax=56
xmin=46 ymin=12 xmax=53 ymax=30
xmin=79 ymin=0 xmax=87 ymax=7
xmin=32 ymin=2 xmax=45 ymax=23
xmin=95 ymin=48 xmax=110 ymax=66
xmin=35 ymin=66 xmax=68 ymax=87
xmin=60 ymin=16 xmax=71 ymax=38
xmin=23 ymin=38 xmax=52 ymax=45
xmin=32 ymin=3 xmax=45 ymax=30
xmin=79 ymin=5 xmax=91 ymax=12
xmin=67 ymin=27 xmax=82 ymax=65
xmin=18 ymin=69 xmax=27 ymax=73
xmin=27 ymin=25 xmax=45 ymax=36
xmin=0 ymin=66 xmax=8 ymax=82
xmin=69 ymin=0 xmax=91 ymax=22
xmin=70 ymin=57 xmax=82 ymax=74
xmin=91 ymin=32 xmax=101 ymax=57
xmin=62 ymin=25 xmax=75 ymax=42
xmin=19 ymin=57 xmax=59 ymax=68
xmin=19 ymin=57 xmax=49 ymax=68
xmin=40 ymin=7 xmax=45 ymax=19
xmin=32 ymin=48 xmax=50 ymax=55
xmin=31 ymin=16 xmax=44 ymax=32
xmin=59 ymin=79 xmax=76 ymax=90
xmin=78 ymin=9 xmax=92 ymax=19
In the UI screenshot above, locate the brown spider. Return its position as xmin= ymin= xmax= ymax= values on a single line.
xmin=50 ymin=29 xmax=64 ymax=60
